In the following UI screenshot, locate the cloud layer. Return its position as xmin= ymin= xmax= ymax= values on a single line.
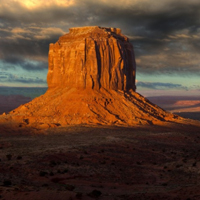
xmin=0 ymin=0 xmax=200 ymax=86
xmin=137 ymin=81 xmax=188 ymax=90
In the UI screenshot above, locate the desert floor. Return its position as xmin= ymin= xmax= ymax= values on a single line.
xmin=1 ymin=122 xmax=200 ymax=200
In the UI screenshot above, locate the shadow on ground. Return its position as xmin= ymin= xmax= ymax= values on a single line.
xmin=0 ymin=122 xmax=200 ymax=199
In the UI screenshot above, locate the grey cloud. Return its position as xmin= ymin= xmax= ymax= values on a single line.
xmin=0 ymin=29 xmax=12 ymax=37
xmin=78 ymin=0 xmax=200 ymax=37
xmin=0 ymin=1 xmax=85 ymax=24
xmin=3 ymin=56 xmax=24 ymax=65
xmin=0 ymin=72 xmax=11 ymax=80
xmin=0 ymin=72 xmax=10 ymax=76
xmin=190 ymin=38 xmax=200 ymax=52
xmin=11 ymin=77 xmax=46 ymax=84
xmin=0 ymin=73 xmax=46 ymax=84
xmin=0 ymin=65 xmax=16 ymax=71
xmin=0 ymin=75 xmax=7 ymax=79
xmin=137 ymin=81 xmax=188 ymax=90
xmin=144 ymin=3 xmax=200 ymax=36
xmin=0 ymin=38 xmax=49 ymax=58
xmin=0 ymin=26 xmax=64 ymax=69
xmin=0 ymin=0 xmax=200 ymax=76
xmin=1 ymin=56 xmax=48 ymax=71
xmin=1 ymin=0 xmax=200 ymax=35
xmin=133 ymin=37 xmax=200 ymax=75
xmin=21 ymin=60 xmax=47 ymax=71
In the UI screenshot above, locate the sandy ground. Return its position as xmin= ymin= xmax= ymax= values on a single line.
xmin=1 ymin=122 xmax=200 ymax=200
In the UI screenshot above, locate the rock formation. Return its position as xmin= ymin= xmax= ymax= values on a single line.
xmin=47 ymin=26 xmax=136 ymax=91
xmin=0 ymin=26 xmax=182 ymax=128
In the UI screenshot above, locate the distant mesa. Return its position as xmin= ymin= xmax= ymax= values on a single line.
xmin=0 ymin=26 xmax=182 ymax=128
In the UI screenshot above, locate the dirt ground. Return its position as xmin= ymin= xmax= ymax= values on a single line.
xmin=0 ymin=121 xmax=200 ymax=200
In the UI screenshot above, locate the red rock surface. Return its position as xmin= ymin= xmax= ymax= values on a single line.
xmin=0 ymin=26 xmax=184 ymax=128
xmin=5 ymin=88 xmax=181 ymax=128
xmin=48 ymin=26 xmax=136 ymax=91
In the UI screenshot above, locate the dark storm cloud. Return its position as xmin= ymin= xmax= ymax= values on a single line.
xmin=137 ymin=81 xmax=188 ymax=90
xmin=71 ymin=0 xmax=200 ymax=37
xmin=0 ymin=34 xmax=59 ymax=58
xmin=143 ymin=3 xmax=200 ymax=36
xmin=0 ymin=1 xmax=87 ymax=24
xmin=190 ymin=38 xmax=200 ymax=52
xmin=0 ymin=27 xmax=62 ymax=72
xmin=1 ymin=0 xmax=200 ymax=34
xmin=0 ymin=0 xmax=200 ymax=75
xmin=21 ymin=60 xmax=47 ymax=71
xmin=0 ymin=29 xmax=12 ymax=37
xmin=1 ymin=56 xmax=47 ymax=71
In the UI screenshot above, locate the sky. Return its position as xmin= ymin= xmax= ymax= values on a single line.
xmin=0 ymin=0 xmax=200 ymax=96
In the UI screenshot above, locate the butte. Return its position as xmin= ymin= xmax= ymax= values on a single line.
xmin=1 ymin=26 xmax=182 ymax=128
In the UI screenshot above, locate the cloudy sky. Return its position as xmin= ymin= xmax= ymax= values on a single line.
xmin=0 ymin=0 xmax=200 ymax=95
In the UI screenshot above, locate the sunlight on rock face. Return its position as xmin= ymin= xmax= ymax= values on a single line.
xmin=48 ymin=26 xmax=136 ymax=91
xmin=0 ymin=26 xmax=183 ymax=128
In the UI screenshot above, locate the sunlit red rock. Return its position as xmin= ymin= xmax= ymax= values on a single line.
xmin=0 ymin=26 xmax=183 ymax=128
xmin=47 ymin=26 xmax=136 ymax=91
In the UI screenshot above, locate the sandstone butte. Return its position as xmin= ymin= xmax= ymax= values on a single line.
xmin=0 ymin=26 xmax=184 ymax=129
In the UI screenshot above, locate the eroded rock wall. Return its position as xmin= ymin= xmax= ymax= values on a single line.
xmin=47 ymin=26 xmax=136 ymax=91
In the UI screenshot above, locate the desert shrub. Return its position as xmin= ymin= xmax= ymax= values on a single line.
xmin=17 ymin=156 xmax=22 ymax=160
xmin=6 ymin=154 xmax=12 ymax=160
xmin=177 ymin=164 xmax=183 ymax=168
xmin=65 ymin=184 xmax=75 ymax=191
xmin=88 ymin=190 xmax=102 ymax=198
xmin=192 ymin=162 xmax=197 ymax=167
xmin=49 ymin=160 xmax=57 ymax=167
xmin=49 ymin=172 xmax=54 ymax=176
xmin=84 ymin=150 xmax=88 ymax=154
xmin=3 ymin=179 xmax=12 ymax=186
xmin=76 ymin=192 xmax=82 ymax=199
xmin=63 ymin=169 xmax=68 ymax=173
xmin=39 ymin=171 xmax=48 ymax=176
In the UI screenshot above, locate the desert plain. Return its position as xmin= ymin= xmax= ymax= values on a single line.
xmin=0 ymin=118 xmax=200 ymax=200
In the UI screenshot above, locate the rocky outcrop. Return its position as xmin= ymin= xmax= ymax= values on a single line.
xmin=47 ymin=26 xmax=136 ymax=91
xmin=0 ymin=26 xmax=183 ymax=128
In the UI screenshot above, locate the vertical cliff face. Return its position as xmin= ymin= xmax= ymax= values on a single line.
xmin=47 ymin=26 xmax=136 ymax=91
